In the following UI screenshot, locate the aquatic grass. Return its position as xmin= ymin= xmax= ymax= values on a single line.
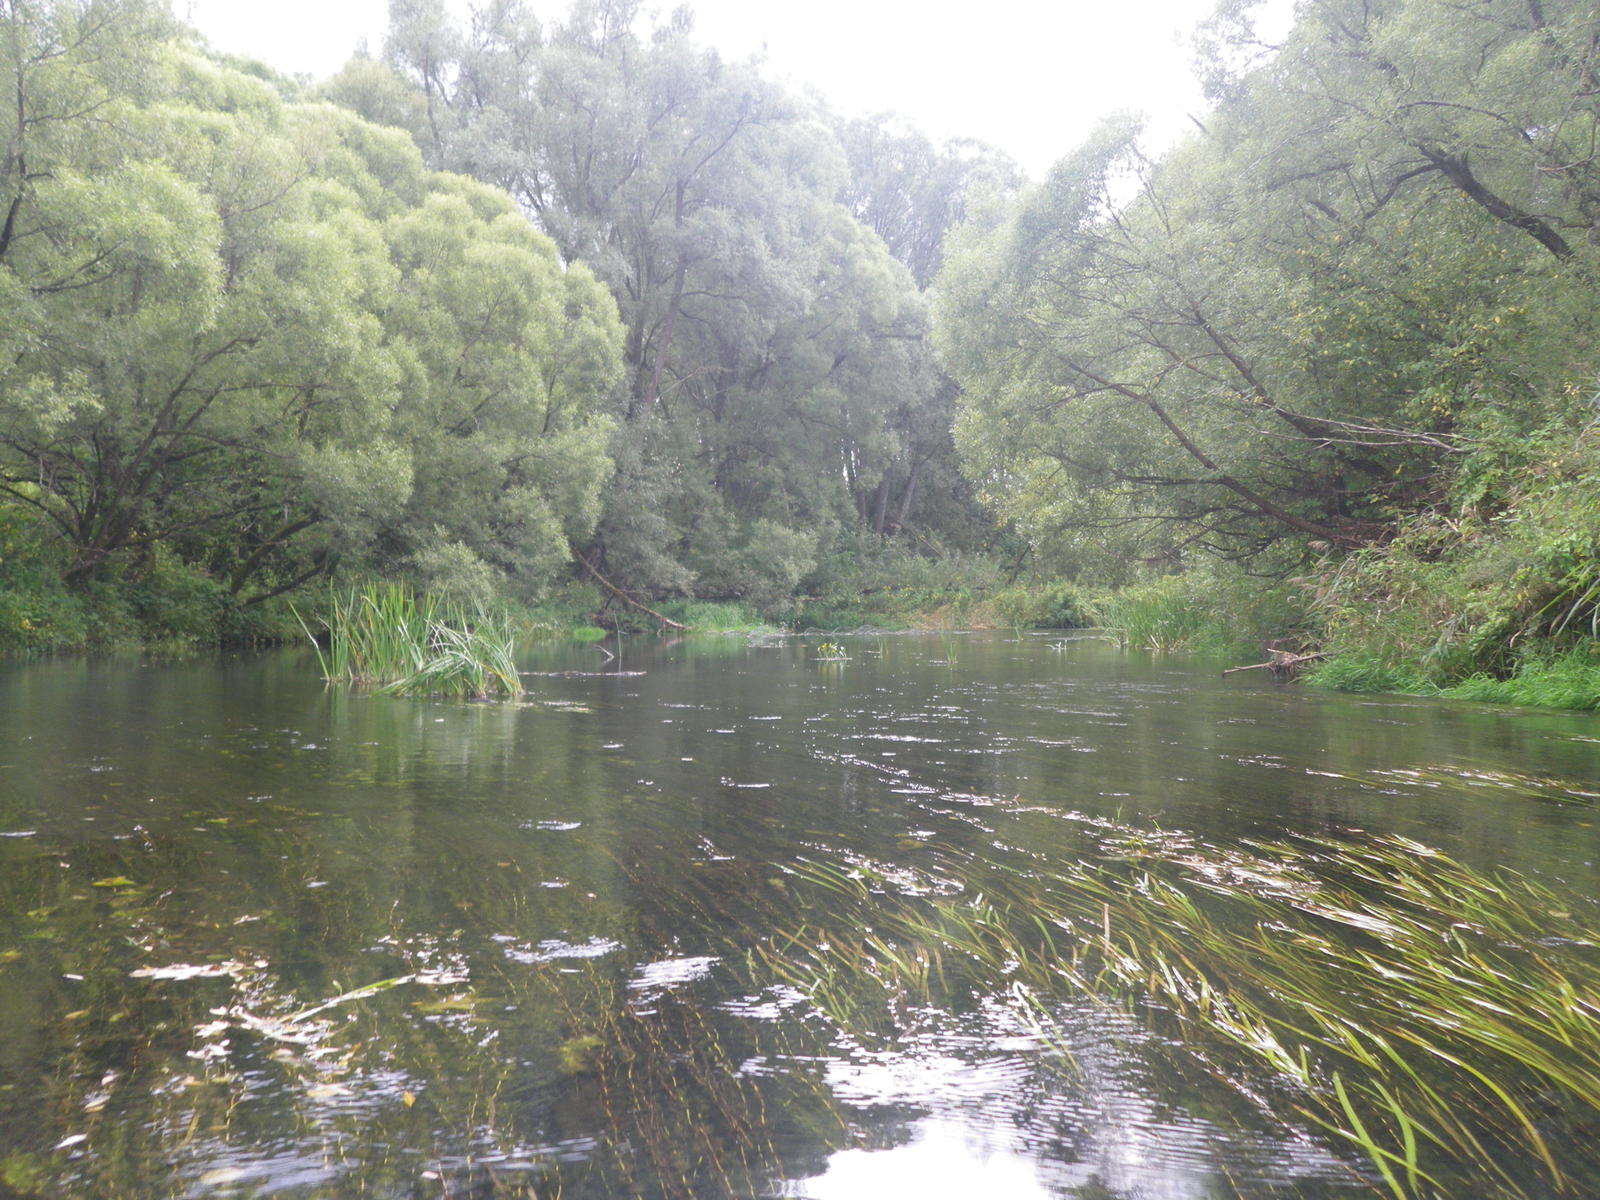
xmin=296 ymin=583 xmax=522 ymax=698
xmin=760 ymin=831 xmax=1600 ymax=1197
xmin=1313 ymin=645 xmax=1600 ymax=710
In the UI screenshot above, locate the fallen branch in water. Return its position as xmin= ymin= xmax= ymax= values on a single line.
xmin=1223 ymin=649 xmax=1327 ymax=677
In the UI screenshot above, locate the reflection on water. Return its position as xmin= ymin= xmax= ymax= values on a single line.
xmin=794 ymin=1119 xmax=1055 ymax=1199
xmin=1 ymin=634 xmax=1599 ymax=1197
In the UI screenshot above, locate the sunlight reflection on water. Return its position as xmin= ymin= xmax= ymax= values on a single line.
xmin=791 ymin=1119 xmax=1053 ymax=1199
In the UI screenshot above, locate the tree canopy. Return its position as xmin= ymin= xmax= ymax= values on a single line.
xmin=333 ymin=0 xmax=1013 ymax=601
xmin=0 ymin=0 xmax=621 ymax=606
xmin=936 ymin=0 xmax=1600 ymax=585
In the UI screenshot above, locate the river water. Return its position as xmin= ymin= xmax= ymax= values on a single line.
xmin=2 ymin=632 xmax=1598 ymax=1198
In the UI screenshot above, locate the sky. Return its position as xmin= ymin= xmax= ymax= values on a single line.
xmin=180 ymin=0 xmax=1286 ymax=179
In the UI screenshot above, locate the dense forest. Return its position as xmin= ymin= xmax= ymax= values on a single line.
xmin=2 ymin=0 xmax=1598 ymax=703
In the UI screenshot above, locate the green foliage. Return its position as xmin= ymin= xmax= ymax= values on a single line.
xmin=648 ymin=600 xmax=772 ymax=634
xmin=768 ymin=827 xmax=1600 ymax=1195
xmin=1091 ymin=569 xmax=1313 ymax=658
xmin=0 ymin=1152 xmax=49 ymax=1196
xmin=1440 ymin=648 xmax=1600 ymax=711
xmin=928 ymin=0 xmax=1600 ymax=687
xmin=0 ymin=1 xmax=624 ymax=642
xmin=123 ymin=547 xmax=234 ymax=644
xmin=690 ymin=519 xmax=820 ymax=611
xmin=357 ymin=0 xmax=1010 ymax=602
xmin=1308 ymin=424 xmax=1600 ymax=704
xmin=1307 ymin=653 xmax=1437 ymax=696
xmin=984 ymin=582 xmax=1089 ymax=630
xmin=935 ymin=3 xmax=1597 ymax=548
xmin=300 ymin=583 xmax=522 ymax=698
xmin=1094 ymin=577 xmax=1219 ymax=654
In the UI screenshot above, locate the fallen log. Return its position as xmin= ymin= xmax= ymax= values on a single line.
xmin=1223 ymin=649 xmax=1326 ymax=677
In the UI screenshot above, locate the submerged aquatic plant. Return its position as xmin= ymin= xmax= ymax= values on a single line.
xmin=759 ymin=830 xmax=1600 ymax=1198
xmin=297 ymin=583 xmax=522 ymax=698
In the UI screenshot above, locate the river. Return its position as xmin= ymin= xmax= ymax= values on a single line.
xmin=2 ymin=632 xmax=1598 ymax=1198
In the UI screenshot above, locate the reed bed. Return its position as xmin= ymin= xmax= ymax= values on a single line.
xmin=1093 ymin=576 xmax=1216 ymax=652
xmin=298 ymin=583 xmax=522 ymax=698
xmin=758 ymin=831 xmax=1600 ymax=1198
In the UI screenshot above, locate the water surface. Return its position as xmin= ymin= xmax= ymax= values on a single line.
xmin=2 ymin=633 xmax=1598 ymax=1197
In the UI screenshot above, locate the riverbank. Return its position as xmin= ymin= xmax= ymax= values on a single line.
xmin=0 ymin=554 xmax=1091 ymax=655
xmin=8 ymin=553 xmax=1597 ymax=713
xmin=1023 ymin=570 xmax=1600 ymax=713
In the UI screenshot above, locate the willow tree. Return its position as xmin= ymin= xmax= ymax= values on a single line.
xmin=344 ymin=0 xmax=952 ymax=601
xmin=0 ymin=1 xmax=623 ymax=604
xmin=935 ymin=0 xmax=1600 ymax=576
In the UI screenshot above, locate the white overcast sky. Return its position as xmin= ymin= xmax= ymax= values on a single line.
xmin=181 ymin=0 xmax=1285 ymax=178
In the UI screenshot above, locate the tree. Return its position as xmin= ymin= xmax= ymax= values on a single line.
xmin=359 ymin=0 xmax=955 ymax=600
xmin=935 ymin=0 xmax=1600 ymax=576
xmin=0 ymin=4 xmax=625 ymax=606
xmin=833 ymin=114 xmax=1022 ymax=550
xmin=378 ymin=177 xmax=622 ymax=600
xmin=0 ymin=26 xmax=411 ymax=595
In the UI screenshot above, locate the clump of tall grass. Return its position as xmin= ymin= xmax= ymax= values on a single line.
xmin=1094 ymin=576 xmax=1217 ymax=652
xmin=650 ymin=599 xmax=773 ymax=633
xmin=297 ymin=583 xmax=521 ymax=698
xmin=1092 ymin=571 xmax=1315 ymax=658
xmin=761 ymin=830 xmax=1600 ymax=1197
xmin=1439 ymin=646 xmax=1600 ymax=710
xmin=1311 ymin=645 xmax=1600 ymax=710
xmin=1306 ymin=652 xmax=1437 ymax=696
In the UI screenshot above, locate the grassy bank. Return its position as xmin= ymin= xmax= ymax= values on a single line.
xmin=1308 ymin=646 xmax=1600 ymax=711
xmin=1085 ymin=570 xmax=1318 ymax=662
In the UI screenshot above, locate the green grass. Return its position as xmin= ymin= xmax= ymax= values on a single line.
xmin=297 ymin=582 xmax=522 ymax=698
xmin=785 ymin=582 xmax=1091 ymax=633
xmin=1307 ymin=652 xmax=1438 ymax=696
xmin=1439 ymin=646 xmax=1600 ymax=710
xmin=648 ymin=599 xmax=778 ymax=633
xmin=1310 ymin=645 xmax=1600 ymax=711
xmin=1091 ymin=575 xmax=1246 ymax=654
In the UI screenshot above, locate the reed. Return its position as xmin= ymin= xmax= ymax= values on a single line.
xmin=297 ymin=583 xmax=522 ymax=698
xmin=1094 ymin=576 xmax=1215 ymax=652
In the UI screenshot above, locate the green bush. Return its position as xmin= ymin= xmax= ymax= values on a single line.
xmin=986 ymin=582 xmax=1089 ymax=629
xmin=651 ymin=599 xmax=772 ymax=632
xmin=124 ymin=547 xmax=234 ymax=643
xmin=1308 ymin=427 xmax=1600 ymax=698
xmin=1087 ymin=567 xmax=1316 ymax=660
